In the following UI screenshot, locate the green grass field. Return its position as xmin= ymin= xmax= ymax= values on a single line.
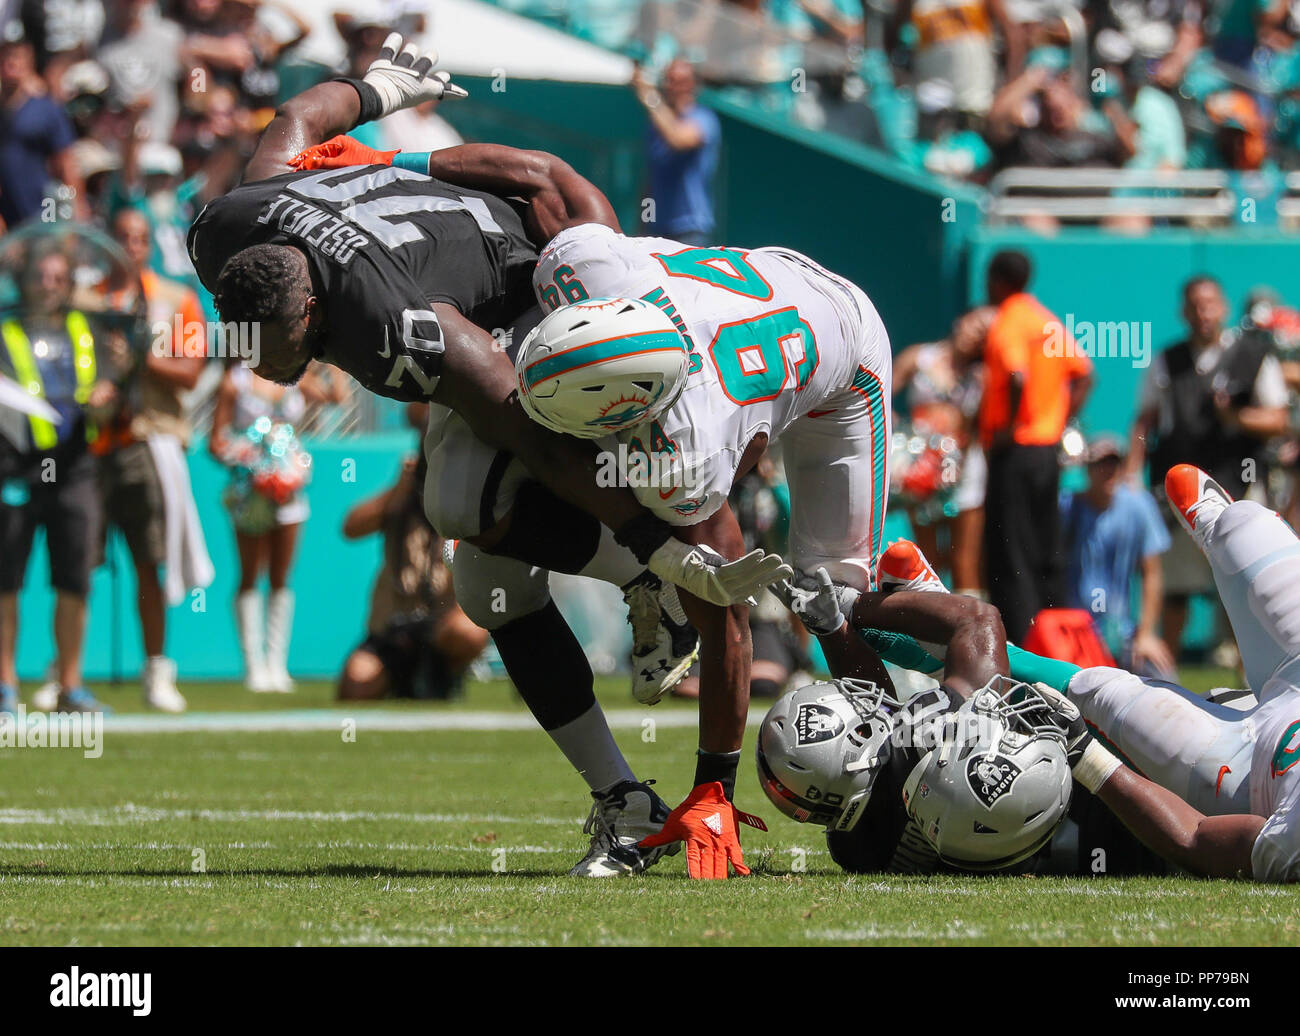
xmin=1 ymin=669 xmax=1297 ymax=946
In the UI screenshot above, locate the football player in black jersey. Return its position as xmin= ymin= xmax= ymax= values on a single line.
xmin=188 ymin=33 xmax=789 ymax=878
xmin=187 ymin=34 xmax=786 ymax=597
xmin=285 ymin=121 xmax=937 ymax=878
xmin=778 ymin=543 xmax=1269 ymax=880
xmin=280 ymin=62 xmax=927 ymax=874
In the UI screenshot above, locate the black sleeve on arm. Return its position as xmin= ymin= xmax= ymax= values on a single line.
xmin=614 ymin=512 xmax=673 ymax=565
xmin=330 ymin=77 xmax=383 ymax=125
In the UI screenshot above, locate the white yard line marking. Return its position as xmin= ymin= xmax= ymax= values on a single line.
xmin=88 ymin=708 xmax=765 ymax=734
xmin=0 ymin=805 xmax=576 ymax=826
xmin=805 ymin=924 xmax=990 ymax=942
xmin=0 ymin=841 xmax=579 ymax=854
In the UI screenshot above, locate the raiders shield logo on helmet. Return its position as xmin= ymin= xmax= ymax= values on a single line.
xmin=794 ymin=703 xmax=845 ymax=746
xmin=966 ymin=754 xmax=1022 ymax=809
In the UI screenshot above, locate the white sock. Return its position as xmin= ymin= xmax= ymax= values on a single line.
xmin=546 ymin=702 xmax=636 ymax=794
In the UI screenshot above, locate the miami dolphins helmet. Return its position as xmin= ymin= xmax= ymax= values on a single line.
xmin=515 ymin=297 xmax=689 ymax=438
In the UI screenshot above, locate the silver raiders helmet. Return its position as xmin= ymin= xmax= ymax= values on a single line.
xmin=755 ymin=678 xmax=902 ymax=832
xmin=900 ymin=676 xmax=1073 ymax=871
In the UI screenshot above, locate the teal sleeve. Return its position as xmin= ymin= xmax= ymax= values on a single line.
xmin=855 ymin=627 xmax=945 ymax=675
xmin=853 ymin=625 xmax=1082 ymax=693
xmin=393 ymin=151 xmax=433 ymax=174
xmin=1006 ymin=644 xmax=1081 ymax=693
xmin=852 ymin=620 xmax=1083 ymax=696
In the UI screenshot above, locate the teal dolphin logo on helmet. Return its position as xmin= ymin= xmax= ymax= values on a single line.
xmin=516 ymin=297 xmax=690 ymax=439
xmin=584 ymin=381 xmax=668 ymax=430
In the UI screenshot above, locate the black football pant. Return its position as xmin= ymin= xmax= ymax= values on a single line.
xmin=983 ymin=443 xmax=1062 ymax=643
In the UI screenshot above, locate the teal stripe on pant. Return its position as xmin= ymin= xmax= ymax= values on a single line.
xmin=860 ymin=370 xmax=888 ymax=591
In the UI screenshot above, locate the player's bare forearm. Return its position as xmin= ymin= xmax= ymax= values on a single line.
xmin=246 ymin=82 xmax=363 ymax=182
xmin=432 ymin=304 xmax=644 ymax=533
xmin=816 ymin=621 xmax=893 ymax=687
xmin=852 ymin=590 xmax=1008 ymax=697
xmin=1096 ymin=767 xmax=1264 ymax=879
xmin=942 ymin=599 xmax=1010 ymax=695
xmin=456 ymin=379 xmax=645 ymax=533
xmin=675 ymin=504 xmax=751 ymax=754
xmin=512 ymin=425 xmax=644 ymax=532
xmin=427 ymin=144 xmax=620 ymax=242
xmin=685 ymin=598 xmax=751 ymax=755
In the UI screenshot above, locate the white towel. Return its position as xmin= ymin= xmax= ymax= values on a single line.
xmin=146 ymin=433 xmax=216 ymax=606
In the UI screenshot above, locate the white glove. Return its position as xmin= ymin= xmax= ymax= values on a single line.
xmin=772 ymin=567 xmax=860 ymax=636
xmin=362 ymin=33 xmax=467 ymax=118
xmin=647 ymin=538 xmax=792 ymax=607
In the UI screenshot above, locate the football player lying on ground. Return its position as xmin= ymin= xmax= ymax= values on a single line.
xmin=767 ymin=558 xmax=1077 ymax=873
xmin=291 ymin=129 xmax=900 ymax=880
xmin=784 ymin=465 xmax=1295 ymax=880
xmin=185 ymin=32 xmax=789 ymax=877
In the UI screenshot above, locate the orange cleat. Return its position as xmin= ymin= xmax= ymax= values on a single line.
xmin=1164 ymin=464 xmax=1232 ymax=540
xmin=878 ymin=539 xmax=946 ymax=593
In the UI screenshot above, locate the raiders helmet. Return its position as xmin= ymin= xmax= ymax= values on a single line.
xmin=755 ymin=678 xmax=903 ymax=832
xmin=900 ymin=676 xmax=1072 ymax=871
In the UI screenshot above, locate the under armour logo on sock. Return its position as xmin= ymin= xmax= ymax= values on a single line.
xmin=703 ymin=812 xmax=723 ymax=835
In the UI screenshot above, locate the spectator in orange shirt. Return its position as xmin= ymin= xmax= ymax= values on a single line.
xmin=979 ymin=250 xmax=1093 ymax=641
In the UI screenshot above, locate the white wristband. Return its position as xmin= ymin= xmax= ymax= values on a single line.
xmin=1073 ymin=739 xmax=1122 ymax=794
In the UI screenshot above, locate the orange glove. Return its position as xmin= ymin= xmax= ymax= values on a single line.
xmin=638 ymin=782 xmax=767 ymax=880
xmin=289 ymin=134 xmax=399 ymax=171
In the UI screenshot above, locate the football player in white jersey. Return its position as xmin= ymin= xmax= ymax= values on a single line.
xmin=1060 ymin=463 xmax=1300 ymax=881
xmin=785 ymin=463 xmax=1298 ymax=880
xmin=521 ymin=229 xmax=896 ymax=665
xmin=291 ymin=127 xmax=899 ymax=873
xmin=524 ymin=222 xmax=892 ymax=580
xmin=510 ymin=230 xmax=900 ymax=874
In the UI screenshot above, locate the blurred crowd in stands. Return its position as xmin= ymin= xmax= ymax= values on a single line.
xmin=3 ymin=0 xmax=1300 ymax=720
xmin=0 ymin=0 xmax=475 ymax=716
xmin=890 ymin=248 xmax=1300 ymax=684
xmin=507 ymin=0 xmax=1300 ymax=223
xmin=0 ymin=0 xmax=460 ymax=299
